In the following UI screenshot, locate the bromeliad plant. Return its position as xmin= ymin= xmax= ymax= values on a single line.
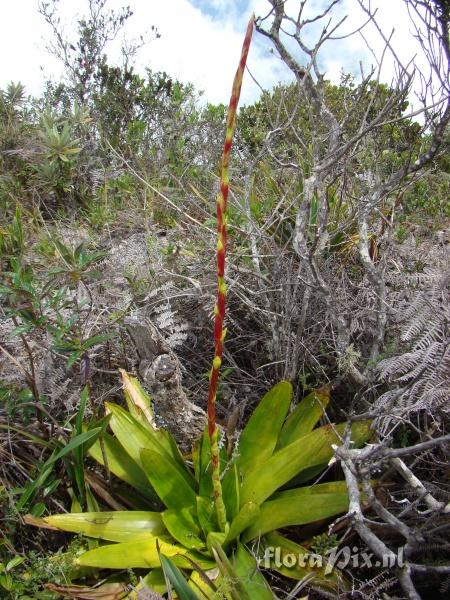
xmin=26 ymin=16 xmax=373 ymax=599
xmin=28 ymin=373 xmax=371 ymax=598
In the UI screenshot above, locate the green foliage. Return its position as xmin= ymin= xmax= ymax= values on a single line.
xmin=16 ymin=426 xmax=103 ymax=513
xmin=310 ymin=533 xmax=339 ymax=556
xmin=394 ymin=224 xmax=408 ymax=244
xmin=238 ymin=77 xmax=425 ymax=239
xmin=0 ymin=205 xmax=24 ymax=267
xmin=48 ymin=238 xmax=106 ymax=281
xmin=0 ymin=257 xmax=50 ymax=334
xmin=402 ymin=165 xmax=450 ymax=222
xmin=0 ymin=82 xmax=26 ymax=115
xmin=0 ymin=556 xmax=26 ymax=597
xmin=0 ymin=231 xmax=112 ymax=372
xmin=94 ymin=65 xmax=197 ymax=159
xmin=0 ymin=82 xmax=28 ymax=160
xmin=31 ymin=111 xmax=87 ymax=207
xmin=0 ymin=385 xmax=111 ymax=518
xmin=0 ymin=384 xmax=37 ymax=424
xmin=0 ymin=539 xmax=82 ymax=600
xmin=37 ymin=112 xmax=81 ymax=164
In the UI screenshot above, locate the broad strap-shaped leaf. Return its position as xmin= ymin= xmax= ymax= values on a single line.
xmin=225 ymin=502 xmax=260 ymax=545
xmin=242 ymin=481 xmax=350 ymax=542
xmin=120 ymin=369 xmax=156 ymax=430
xmin=193 ymin=428 xmax=213 ymax=498
xmin=221 ymin=463 xmax=240 ymax=522
xmin=88 ymin=430 xmax=156 ymax=499
xmin=196 ymin=496 xmax=218 ymax=537
xmin=276 ymin=387 xmax=330 ymax=449
xmin=165 ymin=429 xmax=194 ymax=477
xmin=76 ymin=536 xmax=215 ymax=570
xmin=162 ymin=507 xmax=206 ymax=551
xmin=240 ymin=421 xmax=372 ymax=507
xmin=232 ymin=543 xmax=274 ymax=600
xmin=140 ymin=448 xmax=197 ymax=510
xmin=106 ymin=402 xmax=165 ymax=464
xmin=28 ymin=511 xmax=166 ymax=543
xmin=259 ymin=532 xmax=347 ymax=591
xmin=107 ymin=403 xmax=196 ymax=490
xmin=236 ymin=381 xmax=292 ymax=475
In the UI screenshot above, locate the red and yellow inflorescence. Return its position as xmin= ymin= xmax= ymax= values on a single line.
xmin=206 ymin=15 xmax=254 ymax=531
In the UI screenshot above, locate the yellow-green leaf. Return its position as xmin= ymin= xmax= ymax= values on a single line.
xmin=260 ymin=532 xmax=346 ymax=591
xmin=196 ymin=496 xmax=218 ymax=537
xmin=221 ymin=464 xmax=240 ymax=522
xmin=140 ymin=448 xmax=197 ymax=510
xmin=194 ymin=428 xmax=213 ymax=498
xmin=162 ymin=507 xmax=205 ymax=551
xmin=88 ymin=431 xmax=155 ymax=499
xmin=37 ymin=511 xmax=166 ymax=543
xmin=211 ymin=542 xmax=251 ymax=600
xmin=225 ymin=502 xmax=260 ymax=545
xmin=276 ymin=387 xmax=330 ymax=449
xmin=125 ymin=570 xmax=166 ymax=598
xmin=240 ymin=421 xmax=371 ymax=507
xmin=206 ymin=531 xmax=227 ymax=557
xmin=194 ymin=427 xmax=228 ymax=497
xmin=232 ymin=544 xmax=274 ymax=600
xmin=236 ymin=381 xmax=292 ymax=475
xmin=188 ymin=569 xmax=220 ymax=600
xmin=107 ymin=403 xmax=195 ymax=490
xmin=106 ymin=403 xmax=165 ymax=465
xmin=242 ymin=482 xmax=349 ymax=541
xmin=120 ymin=369 xmax=155 ymax=430
xmin=76 ymin=536 xmax=214 ymax=570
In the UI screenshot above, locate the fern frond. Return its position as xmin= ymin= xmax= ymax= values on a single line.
xmin=376 ymin=258 xmax=449 ymax=419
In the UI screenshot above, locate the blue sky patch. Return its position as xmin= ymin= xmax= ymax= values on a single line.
xmin=189 ymin=0 xmax=251 ymax=21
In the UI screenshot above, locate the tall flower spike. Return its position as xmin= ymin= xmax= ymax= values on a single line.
xmin=206 ymin=15 xmax=254 ymax=532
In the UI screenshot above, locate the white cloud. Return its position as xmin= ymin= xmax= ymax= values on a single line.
xmin=1 ymin=1 xmax=62 ymax=95
xmin=0 ymin=0 xmax=439 ymax=111
xmin=126 ymin=0 xmax=278 ymax=105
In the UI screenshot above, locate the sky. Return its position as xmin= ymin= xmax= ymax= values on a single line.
xmin=0 ymin=0 xmax=437 ymax=109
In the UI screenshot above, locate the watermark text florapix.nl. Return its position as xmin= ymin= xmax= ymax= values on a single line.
xmin=262 ymin=546 xmax=404 ymax=575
